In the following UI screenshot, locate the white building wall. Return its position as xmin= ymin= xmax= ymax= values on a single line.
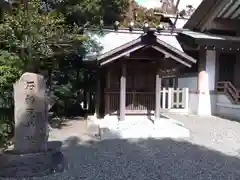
xmin=188 ymin=92 xmax=217 ymax=115
xmin=178 ymin=76 xmax=198 ymax=90
xmin=177 ymin=51 xmax=216 ymax=91
xmin=177 ymin=50 xmax=240 ymax=120
xmin=216 ymin=94 xmax=240 ymax=120
xmin=187 ymin=92 xmax=240 ymax=120
xmin=178 ymin=50 xmax=217 ymax=116
xmin=205 ymin=50 xmax=216 ymax=91
xmin=177 ymin=75 xmax=217 ymax=115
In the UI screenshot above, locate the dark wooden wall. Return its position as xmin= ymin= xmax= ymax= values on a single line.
xmin=106 ymin=59 xmax=157 ymax=92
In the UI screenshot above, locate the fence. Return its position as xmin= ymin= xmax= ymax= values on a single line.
xmin=105 ymin=88 xmax=189 ymax=114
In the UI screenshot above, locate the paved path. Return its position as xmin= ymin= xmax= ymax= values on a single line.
xmin=3 ymin=115 xmax=240 ymax=180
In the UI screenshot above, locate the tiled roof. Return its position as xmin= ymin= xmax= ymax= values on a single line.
xmin=84 ymin=29 xmax=184 ymax=61
xmin=181 ymin=30 xmax=240 ymax=41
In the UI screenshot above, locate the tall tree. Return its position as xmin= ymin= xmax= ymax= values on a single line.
xmin=160 ymin=0 xmax=176 ymax=14
xmin=121 ymin=0 xmax=168 ymax=28
xmin=46 ymin=0 xmax=129 ymax=27
xmin=0 ymin=0 xmax=94 ymax=71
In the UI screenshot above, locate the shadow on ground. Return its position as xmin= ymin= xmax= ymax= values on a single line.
xmin=60 ymin=136 xmax=240 ymax=180
xmin=48 ymin=103 xmax=87 ymax=129
xmin=49 ymin=116 xmax=86 ymax=129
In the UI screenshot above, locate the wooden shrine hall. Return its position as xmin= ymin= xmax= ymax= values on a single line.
xmin=93 ymin=30 xmax=197 ymax=121
xmin=84 ymin=0 xmax=240 ymax=122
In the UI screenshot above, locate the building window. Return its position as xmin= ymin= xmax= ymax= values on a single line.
xmin=162 ymin=77 xmax=176 ymax=88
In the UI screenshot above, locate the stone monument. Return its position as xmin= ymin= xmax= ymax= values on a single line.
xmin=0 ymin=73 xmax=64 ymax=178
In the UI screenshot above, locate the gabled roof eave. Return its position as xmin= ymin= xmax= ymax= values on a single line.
xmin=98 ymin=32 xmax=197 ymax=67
xmin=184 ymin=0 xmax=228 ymax=31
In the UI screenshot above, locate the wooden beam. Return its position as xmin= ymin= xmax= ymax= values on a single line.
xmin=120 ymin=63 xmax=126 ymax=121
xmin=151 ymin=45 xmax=192 ymax=67
xmin=126 ymin=57 xmax=159 ymax=61
xmin=209 ymin=18 xmax=240 ymax=31
xmin=200 ymin=0 xmax=229 ymax=31
xmin=100 ymin=45 xmax=144 ymax=66
xmin=156 ymin=39 xmax=197 ymax=63
xmin=98 ymin=38 xmax=141 ymax=60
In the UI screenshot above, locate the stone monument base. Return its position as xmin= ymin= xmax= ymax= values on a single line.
xmin=0 ymin=141 xmax=64 ymax=178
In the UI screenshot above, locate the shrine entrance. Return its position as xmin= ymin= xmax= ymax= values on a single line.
xmin=96 ymin=31 xmax=197 ymax=121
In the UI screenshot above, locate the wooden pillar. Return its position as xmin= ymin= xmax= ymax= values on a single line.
xmin=106 ymin=70 xmax=111 ymax=115
xmin=167 ymin=88 xmax=173 ymax=109
xmin=183 ymin=88 xmax=189 ymax=111
xmin=155 ymin=68 xmax=161 ymax=122
xmin=95 ymin=70 xmax=101 ymax=118
xmin=174 ymin=76 xmax=178 ymax=88
xmin=83 ymin=70 xmax=87 ymax=110
xmin=120 ymin=64 xmax=126 ymax=121
xmin=215 ymin=50 xmax=220 ymax=89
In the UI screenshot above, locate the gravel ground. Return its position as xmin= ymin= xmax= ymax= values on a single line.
xmin=165 ymin=114 xmax=240 ymax=157
xmin=2 ymin=115 xmax=240 ymax=180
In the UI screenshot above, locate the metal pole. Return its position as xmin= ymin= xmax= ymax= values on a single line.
xmin=171 ymin=0 xmax=181 ymax=34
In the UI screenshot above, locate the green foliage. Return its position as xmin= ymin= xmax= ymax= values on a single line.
xmin=0 ymin=51 xmax=22 ymax=104
xmin=0 ymin=0 xmax=93 ymax=148
xmin=0 ymin=0 xmax=128 ymax=147
xmin=56 ymin=0 xmax=129 ymax=27
xmin=50 ymin=83 xmax=78 ymax=117
xmin=120 ymin=0 xmax=178 ymax=28
xmin=0 ymin=1 xmax=91 ymax=72
xmin=0 ymin=51 xmax=20 ymax=149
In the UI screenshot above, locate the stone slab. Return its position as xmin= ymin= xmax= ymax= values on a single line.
xmin=0 ymin=141 xmax=64 ymax=178
xmin=14 ymin=72 xmax=48 ymax=153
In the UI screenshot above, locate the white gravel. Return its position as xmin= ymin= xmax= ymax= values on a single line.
xmin=2 ymin=115 xmax=240 ymax=180
xmin=166 ymin=114 xmax=240 ymax=157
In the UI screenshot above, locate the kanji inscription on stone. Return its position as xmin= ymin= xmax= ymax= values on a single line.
xmin=14 ymin=73 xmax=48 ymax=153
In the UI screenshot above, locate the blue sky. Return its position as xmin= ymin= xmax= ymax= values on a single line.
xmin=135 ymin=0 xmax=203 ymax=11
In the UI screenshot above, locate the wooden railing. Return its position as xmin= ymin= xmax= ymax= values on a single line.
xmin=105 ymin=88 xmax=189 ymax=114
xmin=217 ymin=81 xmax=240 ymax=104
xmin=126 ymin=92 xmax=155 ymax=111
